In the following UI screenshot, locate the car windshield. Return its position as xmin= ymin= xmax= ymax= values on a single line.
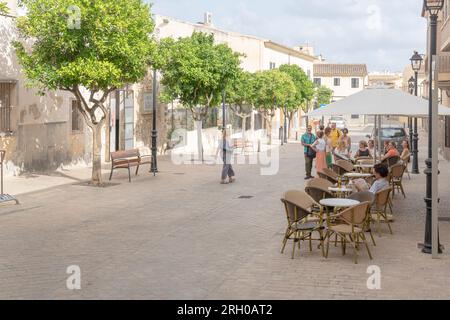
xmin=380 ymin=128 xmax=406 ymax=138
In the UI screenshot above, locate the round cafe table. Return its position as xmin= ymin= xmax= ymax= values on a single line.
xmin=354 ymin=163 xmax=375 ymax=173
xmin=344 ymin=172 xmax=373 ymax=179
xmin=328 ymin=186 xmax=353 ymax=198
xmin=319 ymin=198 xmax=360 ymax=208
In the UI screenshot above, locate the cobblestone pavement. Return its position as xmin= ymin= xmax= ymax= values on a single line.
xmin=0 ymin=142 xmax=450 ymax=300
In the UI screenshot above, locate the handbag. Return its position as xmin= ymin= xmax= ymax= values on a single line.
xmin=306 ymin=135 xmax=316 ymax=159
xmin=307 ymin=147 xmax=316 ymax=159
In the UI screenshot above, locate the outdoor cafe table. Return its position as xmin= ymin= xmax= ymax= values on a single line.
xmin=353 ymin=164 xmax=375 ymax=173
xmin=319 ymin=198 xmax=360 ymax=229
xmin=344 ymin=172 xmax=373 ymax=180
xmin=328 ymin=186 xmax=353 ymax=198
xmin=319 ymin=198 xmax=360 ymax=209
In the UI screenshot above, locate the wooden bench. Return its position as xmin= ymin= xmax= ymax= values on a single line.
xmin=233 ymin=138 xmax=254 ymax=154
xmin=109 ymin=149 xmax=154 ymax=182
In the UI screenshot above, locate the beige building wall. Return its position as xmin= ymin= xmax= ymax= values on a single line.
xmin=0 ymin=9 xmax=89 ymax=175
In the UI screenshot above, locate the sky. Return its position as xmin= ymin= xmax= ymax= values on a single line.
xmin=149 ymin=0 xmax=427 ymax=73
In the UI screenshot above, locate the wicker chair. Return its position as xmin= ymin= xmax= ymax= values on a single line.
xmin=390 ymin=163 xmax=406 ymax=198
xmin=318 ymin=168 xmax=339 ymax=184
xmin=324 ymin=201 xmax=373 ymax=264
xmin=402 ymin=154 xmax=411 ymax=180
xmin=382 ymin=155 xmax=400 ymax=167
xmin=347 ymin=191 xmax=376 ymax=246
xmin=280 ymin=190 xmax=325 ymax=259
xmin=371 ymin=187 xmax=393 ymax=236
xmin=306 ymin=178 xmax=333 ymax=190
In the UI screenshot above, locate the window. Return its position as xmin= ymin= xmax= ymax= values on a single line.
xmin=334 ymin=78 xmax=340 ymax=86
xmin=307 ymin=70 xmax=311 ymax=80
xmin=313 ymin=78 xmax=321 ymax=86
xmin=351 ymin=78 xmax=360 ymax=88
xmin=0 ymin=83 xmax=12 ymax=133
xmin=269 ymin=62 xmax=276 ymax=70
xmin=71 ymin=100 xmax=83 ymax=132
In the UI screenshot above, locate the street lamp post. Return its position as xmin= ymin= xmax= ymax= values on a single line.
xmin=284 ymin=105 xmax=288 ymax=144
xmin=410 ymin=51 xmax=424 ymax=174
xmin=407 ymin=77 xmax=414 ymax=155
xmin=150 ymin=68 xmax=158 ymax=174
xmin=422 ymin=0 xmax=444 ymax=255
xmin=222 ymin=90 xmax=226 ymax=165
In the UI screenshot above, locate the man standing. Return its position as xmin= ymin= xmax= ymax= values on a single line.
xmin=329 ymin=123 xmax=342 ymax=150
xmin=301 ymin=125 xmax=316 ymax=180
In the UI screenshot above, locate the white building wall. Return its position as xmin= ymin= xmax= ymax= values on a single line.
xmin=318 ymin=76 xmax=367 ymax=101
xmin=262 ymin=47 xmax=313 ymax=76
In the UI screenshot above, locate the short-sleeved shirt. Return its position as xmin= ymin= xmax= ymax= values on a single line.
xmin=329 ymin=129 xmax=342 ymax=148
xmin=301 ymin=133 xmax=316 ymax=154
xmin=385 ymin=148 xmax=400 ymax=158
xmin=314 ymin=138 xmax=326 ymax=152
xmin=369 ymin=178 xmax=389 ymax=194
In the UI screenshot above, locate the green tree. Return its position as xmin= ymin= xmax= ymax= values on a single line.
xmin=13 ymin=0 xmax=154 ymax=185
xmin=315 ymin=85 xmax=334 ymax=108
xmin=157 ymin=32 xmax=242 ymax=161
xmin=0 ymin=2 xmax=8 ymax=15
xmin=227 ymin=71 xmax=255 ymax=140
xmin=254 ymin=70 xmax=296 ymax=145
xmin=279 ymin=64 xmax=314 ymax=138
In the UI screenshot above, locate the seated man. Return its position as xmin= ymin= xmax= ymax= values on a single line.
xmin=353 ymin=163 xmax=390 ymax=194
xmin=381 ymin=141 xmax=400 ymax=162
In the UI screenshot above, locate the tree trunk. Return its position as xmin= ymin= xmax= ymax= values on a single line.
xmin=267 ymin=115 xmax=273 ymax=145
xmin=91 ymin=124 xmax=104 ymax=186
xmin=195 ymin=120 xmax=204 ymax=162
xmin=241 ymin=116 xmax=247 ymax=141
xmin=288 ymin=113 xmax=295 ymax=139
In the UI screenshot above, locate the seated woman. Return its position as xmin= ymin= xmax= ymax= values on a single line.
xmin=400 ymin=140 xmax=411 ymax=162
xmin=380 ymin=141 xmax=400 ymax=162
xmin=354 ymin=140 xmax=371 ymax=159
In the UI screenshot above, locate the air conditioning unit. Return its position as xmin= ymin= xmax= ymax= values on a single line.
xmin=204 ymin=12 xmax=212 ymax=26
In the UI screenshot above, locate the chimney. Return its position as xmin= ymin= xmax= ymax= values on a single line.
xmin=294 ymin=44 xmax=314 ymax=57
xmin=204 ymin=12 xmax=213 ymax=26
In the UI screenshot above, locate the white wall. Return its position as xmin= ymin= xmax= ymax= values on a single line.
xmin=317 ymin=76 xmax=367 ymax=101
xmin=262 ymin=46 xmax=313 ymax=76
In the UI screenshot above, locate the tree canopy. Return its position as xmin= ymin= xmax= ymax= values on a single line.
xmin=156 ymin=32 xmax=242 ymax=120
xmin=254 ymin=69 xmax=296 ymax=112
xmin=279 ymin=64 xmax=314 ymax=113
xmin=13 ymin=0 xmax=155 ymax=185
xmin=0 ymin=2 xmax=8 ymax=15
xmin=315 ymin=85 xmax=334 ymax=108
xmin=227 ymin=70 xmax=255 ymax=116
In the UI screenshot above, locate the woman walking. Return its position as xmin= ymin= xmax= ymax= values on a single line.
xmin=312 ymin=131 xmax=327 ymax=173
xmin=217 ymin=130 xmax=235 ymax=184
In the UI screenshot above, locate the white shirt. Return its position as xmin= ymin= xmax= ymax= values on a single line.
xmin=315 ymin=138 xmax=326 ymax=152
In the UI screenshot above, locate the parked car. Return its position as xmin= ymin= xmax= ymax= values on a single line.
xmin=329 ymin=116 xmax=346 ymax=130
xmin=368 ymin=125 xmax=408 ymax=154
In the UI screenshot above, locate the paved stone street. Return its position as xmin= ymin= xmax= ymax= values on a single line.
xmin=1 ymin=135 xmax=450 ymax=299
